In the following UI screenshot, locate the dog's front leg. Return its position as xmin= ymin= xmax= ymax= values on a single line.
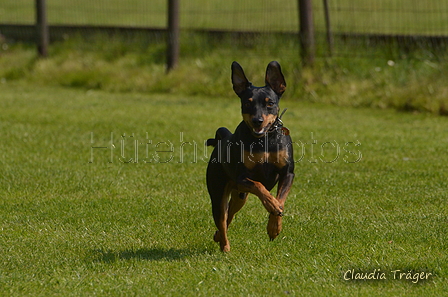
xmin=267 ymin=171 xmax=294 ymax=240
xmin=236 ymin=176 xmax=283 ymax=216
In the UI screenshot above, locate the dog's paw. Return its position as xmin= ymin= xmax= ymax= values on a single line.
xmin=262 ymin=197 xmax=283 ymax=216
xmin=267 ymin=214 xmax=282 ymax=240
xmin=214 ymin=231 xmax=231 ymax=252
xmin=221 ymin=243 xmax=231 ymax=253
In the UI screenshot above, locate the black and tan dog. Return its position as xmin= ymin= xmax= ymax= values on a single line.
xmin=206 ymin=61 xmax=295 ymax=252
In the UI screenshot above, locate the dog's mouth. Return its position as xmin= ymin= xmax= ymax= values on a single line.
xmin=251 ymin=124 xmax=271 ymax=137
xmin=243 ymin=113 xmax=278 ymax=137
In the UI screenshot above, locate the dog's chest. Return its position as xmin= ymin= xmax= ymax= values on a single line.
xmin=241 ymin=129 xmax=289 ymax=166
xmin=242 ymin=150 xmax=289 ymax=170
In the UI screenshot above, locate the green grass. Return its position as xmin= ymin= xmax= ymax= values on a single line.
xmin=2 ymin=33 xmax=448 ymax=115
xmin=1 ymin=2 xmax=447 ymax=294
xmin=2 ymin=0 xmax=448 ymax=35
xmin=0 ymin=82 xmax=447 ymax=295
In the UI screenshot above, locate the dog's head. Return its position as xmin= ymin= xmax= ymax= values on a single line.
xmin=231 ymin=61 xmax=286 ymax=138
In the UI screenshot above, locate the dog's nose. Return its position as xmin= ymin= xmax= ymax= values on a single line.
xmin=252 ymin=117 xmax=264 ymax=126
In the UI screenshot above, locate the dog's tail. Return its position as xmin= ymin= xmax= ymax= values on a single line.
xmin=206 ymin=127 xmax=232 ymax=147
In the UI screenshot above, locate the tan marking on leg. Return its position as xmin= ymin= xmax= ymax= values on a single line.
xmin=215 ymin=183 xmax=232 ymax=252
xmin=268 ymin=172 xmax=294 ymax=240
xmin=227 ymin=190 xmax=247 ymax=227
xmin=267 ymin=213 xmax=282 ymax=240
xmin=236 ymin=178 xmax=282 ymax=216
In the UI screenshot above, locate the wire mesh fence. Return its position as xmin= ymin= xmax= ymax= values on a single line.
xmin=3 ymin=1 xmax=448 ymax=34
xmin=2 ymin=0 xmax=448 ymax=59
xmin=315 ymin=1 xmax=448 ymax=36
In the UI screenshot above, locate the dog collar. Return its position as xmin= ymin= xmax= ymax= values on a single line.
xmin=268 ymin=108 xmax=289 ymax=135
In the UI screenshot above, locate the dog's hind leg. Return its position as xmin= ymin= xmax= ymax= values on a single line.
xmin=210 ymin=183 xmax=232 ymax=252
xmin=207 ymin=157 xmax=233 ymax=252
xmin=227 ymin=190 xmax=247 ymax=228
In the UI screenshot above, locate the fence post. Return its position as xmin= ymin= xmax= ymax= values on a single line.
xmin=323 ymin=0 xmax=334 ymax=56
xmin=167 ymin=0 xmax=180 ymax=72
xmin=298 ymin=0 xmax=315 ymax=66
xmin=35 ymin=0 xmax=49 ymax=57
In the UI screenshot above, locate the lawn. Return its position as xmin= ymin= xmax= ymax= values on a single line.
xmin=2 ymin=0 xmax=448 ymax=35
xmin=0 ymin=82 xmax=446 ymax=295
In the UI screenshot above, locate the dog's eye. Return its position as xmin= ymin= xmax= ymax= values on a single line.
xmin=266 ymin=101 xmax=275 ymax=108
xmin=244 ymin=102 xmax=251 ymax=108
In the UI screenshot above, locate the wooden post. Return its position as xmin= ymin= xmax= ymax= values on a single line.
xmin=36 ymin=0 xmax=49 ymax=57
xmin=323 ymin=0 xmax=334 ymax=56
xmin=298 ymin=0 xmax=315 ymax=66
xmin=167 ymin=0 xmax=180 ymax=72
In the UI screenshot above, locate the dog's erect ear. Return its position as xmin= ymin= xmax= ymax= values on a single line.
xmin=265 ymin=61 xmax=286 ymax=96
xmin=231 ymin=61 xmax=251 ymax=95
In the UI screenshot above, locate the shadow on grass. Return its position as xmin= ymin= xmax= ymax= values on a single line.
xmin=89 ymin=247 xmax=212 ymax=263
